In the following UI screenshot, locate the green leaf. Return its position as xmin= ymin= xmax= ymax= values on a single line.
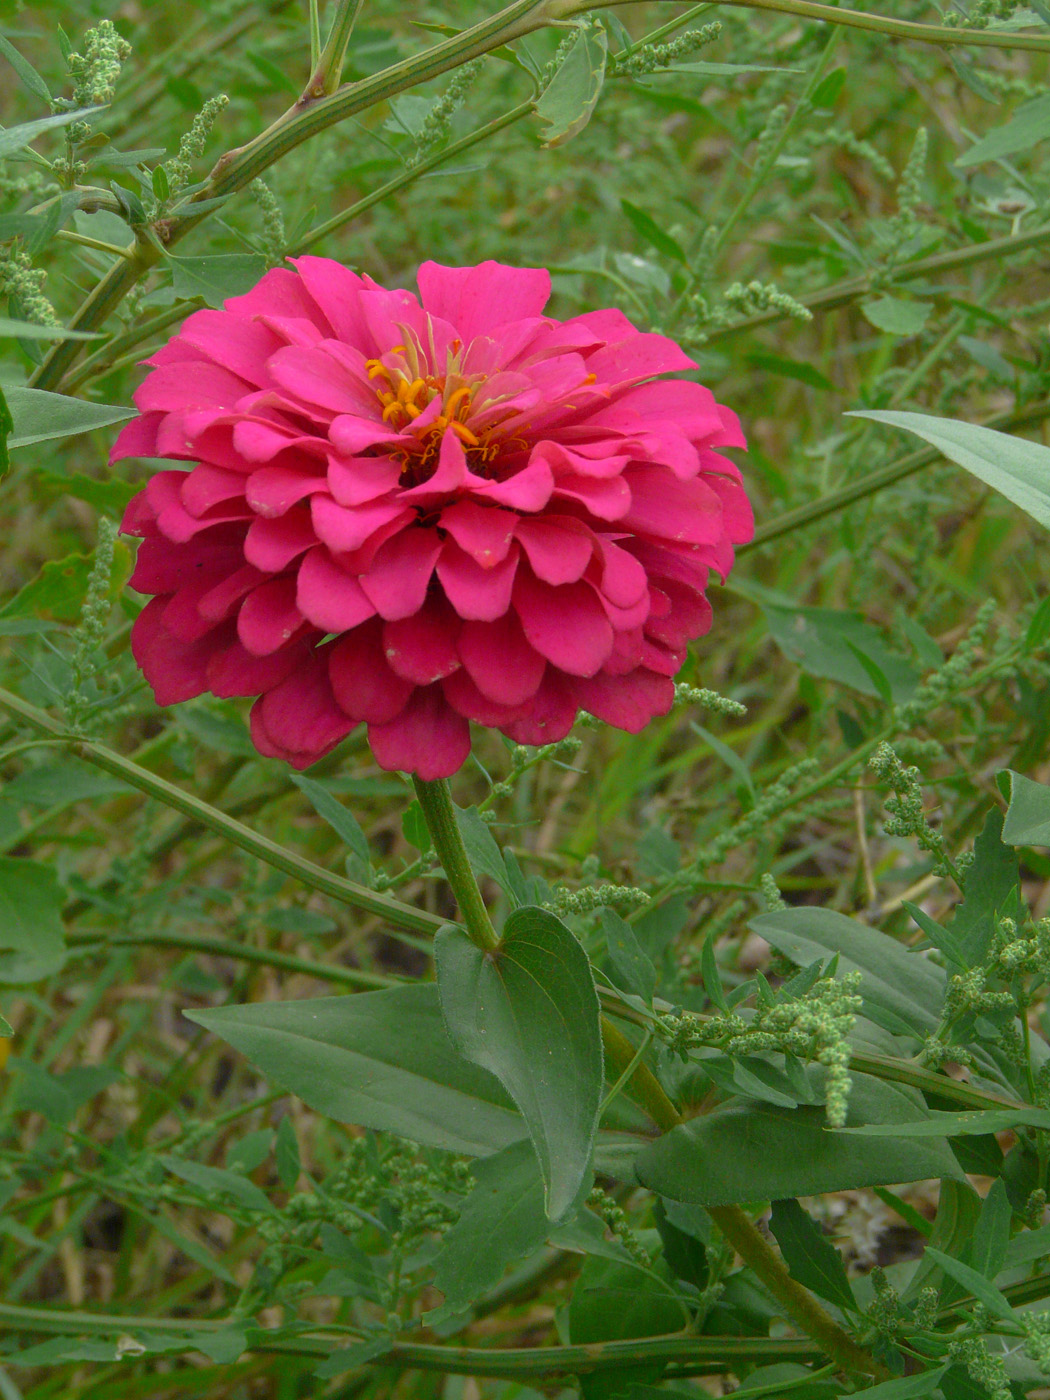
xmin=275 ymin=1115 xmax=300 ymax=1191
xmin=289 ymin=774 xmax=370 ymax=870
xmin=957 ymin=91 xmax=1050 ymax=167
xmin=434 ymin=1138 xmax=577 ymax=1308
xmin=922 ymin=1248 xmax=1017 ymax=1325
xmin=1003 ymin=1220 xmax=1050 ymax=1270
xmin=535 ymin=21 xmax=608 ymax=148
xmin=568 ymin=1256 xmax=685 ymax=1399
xmin=621 ymin=198 xmax=688 ymax=265
xmin=0 ymin=856 xmax=66 ymax=983
xmin=4 ymin=386 xmax=135 ymax=449
xmin=848 ymin=409 xmax=1050 ymax=532
xmin=745 ymin=350 xmax=834 ymax=391
xmin=0 ymin=383 xmax=10 ymax=480
xmin=861 ymin=297 xmax=931 ymax=336
xmin=654 ymin=1198 xmax=708 ymax=1290
xmin=951 ymin=809 xmax=1021 ymax=965
xmin=747 ymin=587 xmax=918 ymax=703
xmin=0 ymin=542 xmax=130 ymax=623
xmin=600 ymin=907 xmax=657 ymax=1001
xmin=454 ymin=804 xmax=511 ymax=894
xmin=436 ymin=905 xmax=603 ymax=1220
xmin=0 ymin=36 xmax=51 ymax=100
xmin=0 ymin=318 xmax=100 ymax=340
xmin=902 ymin=900 xmax=966 ymax=971
xmin=768 ymin=1198 xmax=857 ymax=1312
xmin=845 ymin=1370 xmax=947 ymax=1399
xmin=169 ymin=253 xmax=269 ymax=308
xmin=193 ymin=1328 xmax=247 ymax=1365
xmin=158 ymin=1155 xmax=275 ymax=1214
xmin=184 ymin=984 xmax=526 ymax=1157
xmin=751 ymin=907 xmax=944 ymax=1038
xmin=967 ymin=1177 xmax=1011 ymax=1280
xmin=1002 ymin=769 xmax=1050 ymax=846
xmin=0 ymin=108 xmax=101 ymax=161
xmin=636 ymin=1075 xmax=962 ymax=1207
xmin=841 ymin=1106 xmax=1050 ymax=1136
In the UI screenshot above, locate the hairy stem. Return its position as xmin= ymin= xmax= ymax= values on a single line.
xmin=412 ymin=777 xmax=500 ymax=951
xmin=599 ymin=1019 xmax=886 ymax=1378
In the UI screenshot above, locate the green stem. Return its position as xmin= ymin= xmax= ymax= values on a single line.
xmin=743 ymin=394 xmax=1050 ymax=550
xmin=412 ymin=777 xmax=499 ymax=951
xmin=0 ymin=1300 xmax=822 ymax=1373
xmin=0 ymin=686 xmax=443 ymax=938
xmin=708 ymin=223 xmax=1050 ymax=341
xmin=66 ymin=930 xmax=396 ymax=991
xmin=585 ymin=0 xmax=1050 ymax=52
xmin=599 ymin=1019 xmax=886 ymax=1378
xmin=308 ymin=0 xmax=365 ymax=96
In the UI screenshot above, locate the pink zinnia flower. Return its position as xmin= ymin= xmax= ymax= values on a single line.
xmin=115 ymin=259 xmax=752 ymax=779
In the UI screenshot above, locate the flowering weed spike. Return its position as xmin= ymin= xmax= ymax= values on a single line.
xmin=114 ymin=258 xmax=752 ymax=778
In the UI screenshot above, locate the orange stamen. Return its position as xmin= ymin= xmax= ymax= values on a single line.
xmin=449 ymin=420 xmax=479 ymax=447
xmin=444 ymin=386 xmax=472 ymax=419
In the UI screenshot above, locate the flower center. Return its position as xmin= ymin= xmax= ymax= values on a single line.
xmin=365 ymin=347 xmax=503 ymax=482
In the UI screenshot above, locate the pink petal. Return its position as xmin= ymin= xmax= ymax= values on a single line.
xmin=207 ymin=636 xmax=310 ymax=697
xmin=246 ymin=465 xmax=327 ymax=518
xmin=571 ymin=668 xmax=675 ymax=732
xmin=442 ymin=667 xmax=530 ymax=726
xmin=502 ymin=672 xmax=577 ymax=746
xmin=111 ymin=412 xmax=162 ymax=463
xmin=225 ymin=265 xmax=334 ymax=330
xmin=311 ymin=495 xmax=412 ymax=553
xmin=595 ymin=538 xmax=649 ymax=609
xmin=416 ymin=260 xmax=551 ymax=341
xmin=645 ymin=579 xmax=712 ymax=649
xmin=471 ymin=456 xmax=553 ymax=511
xmin=438 ymin=500 xmax=518 ymax=566
xmin=181 ymin=465 xmax=247 ymax=518
xmin=360 ymin=527 xmax=443 ymax=621
xmin=128 ymin=534 xmax=244 ymax=595
xmin=513 ymin=572 xmax=613 ymax=678
xmin=243 ymin=511 xmax=317 ymax=572
xmin=457 ymin=613 xmax=545 ymax=704
xmin=515 ymin=516 xmax=594 ymax=585
xmin=290 ymin=256 xmax=373 ymax=347
xmin=267 ymin=344 xmax=375 ymax=418
xmin=198 ymin=563 xmax=267 ymax=623
xmin=327 ymin=453 xmax=402 ymax=506
xmin=550 ymin=472 xmax=630 ymax=522
xmin=135 ymin=360 xmax=250 ymax=413
xmin=238 ymin=576 xmax=307 ymax=656
xmin=436 ymin=542 xmax=519 ymax=621
xmin=250 ymin=656 xmax=355 ymax=768
xmin=367 ymin=686 xmax=471 ymax=779
xmin=328 ymin=617 xmax=414 ymax=724
xmin=329 ymin=415 xmax=405 ymax=455
xmin=619 ymin=466 xmax=724 ymax=544
xmin=383 ymin=595 xmax=461 ymax=684
xmin=131 ymin=598 xmax=213 ymax=705
xmin=178 ymin=308 xmax=281 ymax=382
xmin=296 ymin=547 xmax=376 ymax=632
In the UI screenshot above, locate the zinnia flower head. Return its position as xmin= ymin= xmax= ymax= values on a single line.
xmin=115 ymin=258 xmax=752 ymax=779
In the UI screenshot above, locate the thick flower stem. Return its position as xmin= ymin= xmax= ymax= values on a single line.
xmin=600 ymin=1016 xmax=887 ymax=1380
xmin=307 ymin=0 xmax=365 ymax=97
xmin=412 ymin=778 xmax=500 ymax=953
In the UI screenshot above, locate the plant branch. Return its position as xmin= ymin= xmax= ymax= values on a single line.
xmin=743 ymin=394 xmax=1050 ymax=550
xmin=708 ymin=223 xmax=1050 ymax=342
xmin=412 ymin=777 xmax=500 ymax=950
xmin=0 ymin=686 xmax=443 ymax=937
xmin=599 ymin=1018 xmax=886 ymax=1378
xmin=583 ymin=0 xmax=1050 ymax=51
xmin=307 ymin=0 xmax=365 ymax=96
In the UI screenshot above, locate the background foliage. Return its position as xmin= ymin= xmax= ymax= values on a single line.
xmin=5 ymin=0 xmax=1050 ymax=1396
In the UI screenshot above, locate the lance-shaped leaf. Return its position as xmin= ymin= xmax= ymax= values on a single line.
xmin=185 ymin=984 xmax=526 ymax=1156
xmin=535 ymin=22 xmax=608 ymax=148
xmin=436 ymin=905 xmax=603 ymax=1220
xmin=848 ymin=409 xmax=1050 ymax=532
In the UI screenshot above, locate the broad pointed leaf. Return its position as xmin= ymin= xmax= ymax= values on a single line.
xmin=436 ymin=905 xmax=602 ymax=1220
